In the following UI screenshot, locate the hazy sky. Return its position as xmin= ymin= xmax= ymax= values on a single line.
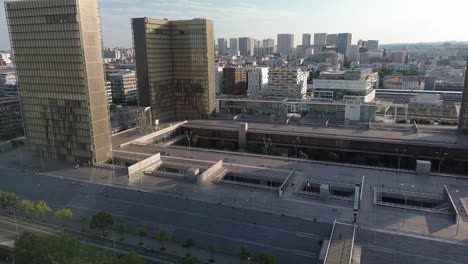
xmin=1 ymin=0 xmax=468 ymax=50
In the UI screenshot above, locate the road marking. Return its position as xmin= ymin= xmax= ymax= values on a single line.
xmin=295 ymin=232 xmax=321 ymax=239
xmin=291 ymin=249 xmax=316 ymax=258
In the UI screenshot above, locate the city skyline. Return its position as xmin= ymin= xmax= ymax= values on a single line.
xmin=1 ymin=0 xmax=468 ymax=50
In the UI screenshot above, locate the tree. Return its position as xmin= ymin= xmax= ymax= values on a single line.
xmin=19 ymin=199 xmax=35 ymax=218
xmin=115 ymin=223 xmax=126 ymax=241
xmin=0 ymin=192 xmax=19 ymax=211
xmin=135 ymin=227 xmax=147 ymax=245
xmin=54 ymin=208 xmax=73 ymax=227
xmin=208 ymin=244 xmax=221 ymax=263
xmin=298 ymin=151 xmax=308 ymax=160
xmin=35 ymin=200 xmax=52 ymax=222
xmin=258 ymin=251 xmax=277 ymax=264
xmin=413 ymin=107 xmax=420 ymax=117
xmin=118 ymin=252 xmax=145 ymax=264
xmin=79 ymin=214 xmax=89 ymax=232
xmin=180 ymin=256 xmax=202 ymax=264
xmin=182 ymin=238 xmax=196 ymax=256
xmin=90 ymin=210 xmax=114 ymax=236
xmin=425 ymin=108 xmax=431 ymax=118
xmin=153 ymin=229 xmax=171 ymax=251
xmin=237 ymin=246 xmax=252 ymax=264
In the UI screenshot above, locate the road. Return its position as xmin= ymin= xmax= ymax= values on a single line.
xmin=0 ymin=166 xmax=329 ymax=264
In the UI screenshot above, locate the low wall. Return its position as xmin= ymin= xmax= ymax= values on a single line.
xmin=279 ymin=168 xmax=296 ymax=197
xmin=197 ymin=160 xmax=223 ymax=184
xmin=128 ymin=153 xmax=161 ymax=184
xmin=443 ymin=185 xmax=459 ymax=223
xmin=120 ymin=121 xmax=187 ymax=147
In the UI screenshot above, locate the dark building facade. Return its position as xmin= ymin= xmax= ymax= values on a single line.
xmin=459 ymin=60 xmax=468 ymax=133
xmin=132 ymin=18 xmax=216 ymax=122
xmin=222 ymin=68 xmax=248 ymax=95
xmin=336 ymin=33 xmax=352 ymax=56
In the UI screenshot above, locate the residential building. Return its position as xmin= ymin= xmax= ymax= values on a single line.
xmin=336 ymin=33 xmax=352 ymax=56
xmin=302 ymin=34 xmax=311 ymax=46
xmin=132 ymin=17 xmax=216 ymax=121
xmin=367 ymin=40 xmax=379 ymax=51
xmin=107 ymin=71 xmax=138 ymax=104
xmin=0 ymin=97 xmax=23 ymax=140
xmin=218 ymin=38 xmax=228 ymax=55
xmin=229 ymin=38 xmax=239 ymax=51
xmin=277 ymin=34 xmax=294 ymax=56
xmin=248 ymin=67 xmax=269 ymax=96
xmin=327 ymin=34 xmax=338 ymax=46
xmin=459 ymin=59 xmax=468 ymax=133
xmin=383 ymin=76 xmax=425 ymax=90
xmin=314 ymin=33 xmax=328 ymax=46
xmin=5 ymin=0 xmax=112 ymax=164
xmin=223 ymin=68 xmax=248 ymax=95
xmin=239 ymin=37 xmax=254 ymax=56
xmin=264 ymin=68 xmax=309 ymax=99
xmin=263 ymin=39 xmax=275 ymax=48
xmin=254 ymin=47 xmax=274 ymax=57
xmin=215 ymin=67 xmax=224 ymax=94
xmin=388 ymin=50 xmax=408 ymax=64
xmin=105 ymin=81 xmax=112 ymax=104
xmin=0 ymin=69 xmax=17 ymax=97
xmin=313 ymin=68 xmax=378 ymax=103
xmin=346 ymin=45 xmax=360 ymax=62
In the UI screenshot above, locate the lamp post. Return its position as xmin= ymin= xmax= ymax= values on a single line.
xmin=185 ymin=131 xmax=192 ymax=151
xmin=395 ymin=148 xmax=406 ymax=172
xmin=435 ymin=151 xmax=448 ymax=174
xmin=293 ymin=137 xmax=300 ymax=158
xmin=262 ymin=137 xmax=271 ymax=156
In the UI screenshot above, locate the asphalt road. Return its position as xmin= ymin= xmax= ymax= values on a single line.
xmin=0 ymin=166 xmax=331 ymax=264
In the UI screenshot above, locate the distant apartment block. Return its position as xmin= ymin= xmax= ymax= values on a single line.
xmin=239 ymin=37 xmax=254 ymax=56
xmin=336 ymin=33 xmax=352 ymax=56
xmin=215 ymin=67 xmax=224 ymax=94
xmin=132 ymin=17 xmax=216 ymax=121
xmin=302 ymin=33 xmax=311 ymax=46
xmin=383 ymin=76 xmax=425 ymax=90
xmin=277 ymin=34 xmax=295 ymax=56
xmin=0 ymin=97 xmax=23 ymax=140
xmin=314 ymin=33 xmax=328 ymax=46
xmin=218 ymin=38 xmax=228 ymax=55
xmin=229 ymin=38 xmax=239 ymax=51
xmin=264 ymin=68 xmax=309 ymax=99
xmin=313 ymin=68 xmax=378 ymax=103
xmin=327 ymin=34 xmax=338 ymax=46
xmin=248 ymin=67 xmax=269 ymax=96
xmin=262 ymin=39 xmax=275 ymax=48
xmin=5 ymin=0 xmax=112 ymax=164
xmin=367 ymin=40 xmax=379 ymax=51
xmin=223 ymin=68 xmax=248 ymax=95
xmin=107 ymin=71 xmax=138 ymax=104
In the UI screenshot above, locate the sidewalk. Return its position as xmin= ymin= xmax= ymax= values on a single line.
xmin=0 ymin=210 xmax=245 ymax=264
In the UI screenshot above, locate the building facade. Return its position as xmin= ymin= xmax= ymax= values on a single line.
xmin=107 ymin=71 xmax=138 ymax=104
xmin=262 ymin=39 xmax=275 ymax=48
xmin=327 ymin=34 xmax=338 ymax=46
xmin=215 ymin=67 xmax=223 ymax=94
xmin=222 ymin=68 xmax=248 ymax=95
xmin=0 ymin=97 xmax=23 ymax=140
xmin=277 ymin=34 xmax=294 ymax=56
xmin=239 ymin=37 xmax=254 ymax=57
xmin=217 ymin=38 xmax=228 ymax=55
xmin=264 ymin=69 xmax=309 ymax=99
xmin=336 ymin=33 xmax=352 ymax=56
xmin=302 ymin=34 xmax=311 ymax=46
xmin=5 ymin=0 xmax=112 ymax=164
xmin=459 ymin=60 xmax=468 ymax=133
xmin=314 ymin=33 xmax=328 ymax=46
xmin=248 ymin=67 xmax=269 ymax=96
xmin=229 ymin=38 xmax=239 ymax=52
xmin=367 ymin=40 xmax=379 ymax=51
xmin=132 ymin=17 xmax=216 ymax=121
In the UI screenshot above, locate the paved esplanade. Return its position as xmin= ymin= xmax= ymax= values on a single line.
xmin=325 ymin=222 xmax=355 ymax=264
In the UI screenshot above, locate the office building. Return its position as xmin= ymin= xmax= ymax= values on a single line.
xmin=215 ymin=67 xmax=224 ymax=94
xmin=132 ymin=17 xmax=216 ymax=121
xmin=0 ymin=69 xmax=17 ymax=97
xmin=5 ymin=0 xmax=112 ymax=164
xmin=327 ymin=34 xmax=338 ymax=46
xmin=229 ymin=38 xmax=239 ymax=51
xmin=254 ymin=47 xmax=274 ymax=57
xmin=239 ymin=37 xmax=254 ymax=56
xmin=107 ymin=71 xmax=138 ymax=104
xmin=336 ymin=33 xmax=352 ymax=56
xmin=313 ymin=68 xmax=378 ymax=103
xmin=0 ymin=97 xmax=23 ymax=140
xmin=264 ymin=69 xmax=309 ymax=99
xmin=248 ymin=67 xmax=269 ymax=96
xmin=459 ymin=60 xmax=468 ymax=133
xmin=367 ymin=40 xmax=379 ymax=51
xmin=314 ymin=33 xmax=328 ymax=46
xmin=302 ymin=34 xmax=311 ymax=46
xmin=277 ymin=34 xmax=295 ymax=56
xmin=218 ymin=38 xmax=228 ymax=55
xmin=263 ymin=39 xmax=275 ymax=48
xmin=223 ymin=68 xmax=248 ymax=95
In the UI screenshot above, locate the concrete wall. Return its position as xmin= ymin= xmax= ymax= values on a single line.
xmin=443 ymin=185 xmax=459 ymax=224
xmin=120 ymin=121 xmax=187 ymax=147
xmin=197 ymin=160 xmax=223 ymax=184
xmin=128 ymin=153 xmax=161 ymax=184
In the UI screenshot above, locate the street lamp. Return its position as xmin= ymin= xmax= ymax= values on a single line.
xmin=185 ymin=131 xmax=192 ymax=151
xmin=262 ymin=138 xmax=271 ymax=156
xmin=395 ymin=148 xmax=406 ymax=172
xmin=293 ymin=137 xmax=300 ymax=158
xmin=435 ymin=152 xmax=448 ymax=174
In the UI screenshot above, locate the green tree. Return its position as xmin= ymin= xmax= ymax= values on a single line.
xmin=79 ymin=214 xmax=89 ymax=232
xmin=208 ymin=244 xmax=221 ymax=263
xmin=19 ymin=199 xmax=35 ymax=218
xmin=298 ymin=151 xmax=308 ymax=160
xmin=0 ymin=192 xmax=19 ymax=210
xmin=413 ymin=107 xmax=420 ymax=117
xmin=115 ymin=223 xmax=126 ymax=241
xmin=449 ymin=109 xmax=456 ymax=118
xmin=237 ymin=246 xmax=252 ymax=264
xmin=403 ymin=107 xmax=409 ymax=117
xmin=136 ymin=227 xmax=147 ymax=245
xmin=35 ymin=200 xmax=52 ymax=222
xmin=182 ymin=238 xmax=196 ymax=256
xmin=258 ymin=251 xmax=277 ymax=264
xmin=90 ymin=210 xmax=114 ymax=236
xmin=153 ymin=229 xmax=171 ymax=251
xmin=180 ymin=256 xmax=202 ymax=264
xmin=54 ymin=208 xmax=73 ymax=227
xmin=118 ymin=252 xmax=145 ymax=264
xmin=425 ymin=108 xmax=431 ymax=118
xmin=110 ymin=103 xmax=117 ymax=111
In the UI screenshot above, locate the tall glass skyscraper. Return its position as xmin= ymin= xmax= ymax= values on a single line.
xmin=5 ymin=0 xmax=112 ymax=164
